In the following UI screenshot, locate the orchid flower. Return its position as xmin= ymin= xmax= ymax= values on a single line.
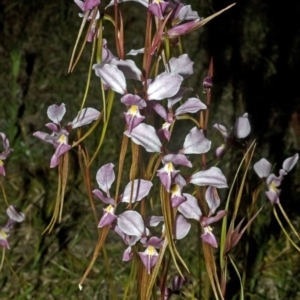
xmin=213 ymin=113 xmax=251 ymax=157
xmin=178 ymin=193 xmax=226 ymax=248
xmin=74 ymin=0 xmax=101 ymax=42
xmin=157 ymin=154 xmax=192 ymax=192
xmin=74 ymin=0 xmax=100 ymax=11
xmin=121 ymin=94 xmax=146 ymax=133
xmin=0 ymin=205 xmax=25 ymax=250
xmin=0 ymin=133 xmax=14 ymax=176
xmin=93 ymin=163 xmax=153 ymax=227
xmin=253 ymin=153 xmax=299 ymax=204
xmin=161 ymin=275 xmax=187 ymax=300
xmin=33 ymin=104 xmax=100 ymax=168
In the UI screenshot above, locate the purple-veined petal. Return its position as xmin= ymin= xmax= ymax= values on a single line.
xmin=124 ymin=112 xmax=145 ymax=133
xmin=45 ymin=123 xmax=60 ymax=132
xmin=157 ymin=127 xmax=171 ymax=143
xmin=265 ymin=190 xmax=280 ymax=204
xmin=92 ymin=189 xmax=115 ymax=205
xmin=6 ymin=205 xmax=25 ymax=222
xmin=117 ymin=210 xmax=145 ymax=237
xmin=157 ymin=167 xmax=179 ymax=193
xmin=123 ymin=246 xmax=133 ymax=261
xmin=175 ymin=97 xmax=206 ymax=116
xmin=162 ymin=153 xmax=192 ymax=168
xmin=98 ymin=205 xmax=117 ymax=228
xmin=121 ymin=94 xmax=146 ymax=108
xmin=282 ymin=153 xmax=299 ymax=172
xmin=83 ymin=0 xmax=100 ymax=11
xmin=205 ymin=186 xmax=220 ymax=214
xmin=0 ymin=133 xmax=9 ymax=150
xmin=147 ymin=73 xmax=183 ymax=100
xmin=215 ymin=144 xmax=226 ymax=158
xmin=139 ymin=246 xmax=159 ymax=274
xmin=167 ymin=19 xmax=199 ymax=37
xmin=253 ymin=158 xmax=272 ymax=178
xmin=168 ymin=87 xmax=193 ymax=108
xmin=178 ymin=193 xmax=201 ymax=220
xmin=201 ymin=227 xmax=218 ymax=248
xmin=93 ymin=63 xmax=127 ymax=94
xmin=203 ymin=76 xmax=213 ymax=90
xmin=0 ymin=165 xmax=5 ymax=176
xmin=177 ymin=5 xmax=200 ymax=22
xmin=266 ymin=173 xmax=283 ymax=188
xmin=121 ymin=179 xmax=153 ymax=203
xmin=96 ymin=163 xmax=115 ymax=193
xmin=0 ymin=230 xmax=10 ymax=249
xmin=33 ymin=132 xmax=55 ymax=145
xmin=69 ymin=108 xmax=100 ymax=129
xmin=151 ymin=102 xmax=167 ymax=121
xmin=169 ymin=54 xmax=194 ymax=79
xmin=233 ymin=113 xmax=251 ymax=138
xmin=213 ymin=123 xmax=228 ymax=139
xmin=101 ymin=39 xmax=116 ymax=63
xmin=47 ymin=104 xmax=66 ymax=124
xmin=174 ymin=215 xmax=191 ymax=240
xmin=148 ymin=2 xmax=169 ymax=20
xmin=147 ymin=216 xmax=164 ymax=227
xmin=125 ymin=123 xmax=162 ymax=153
xmin=110 ymin=58 xmax=142 ymax=81
xmin=189 ymin=167 xmax=228 ymax=188
xmin=146 ymin=236 xmax=164 ymax=248
xmin=201 ymin=210 xmax=227 ymax=227
xmin=75 ymin=0 xmax=100 ymax=11
xmin=169 ymin=276 xmax=187 ymax=295
xmin=50 ymin=144 xmax=71 ymax=168
xmin=181 ymin=127 xmax=211 ymax=154
xmin=50 ymin=155 xmax=60 ymax=168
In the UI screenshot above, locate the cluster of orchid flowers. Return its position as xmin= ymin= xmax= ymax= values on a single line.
xmin=0 ymin=133 xmax=25 ymax=250
xmin=74 ymin=0 xmax=204 ymax=43
xmin=92 ymin=161 xmax=228 ymax=273
xmin=31 ymin=13 xmax=260 ymax=275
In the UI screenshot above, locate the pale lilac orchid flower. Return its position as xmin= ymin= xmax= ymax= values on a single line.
xmin=0 ymin=205 xmax=25 ymax=250
xmin=178 ymin=193 xmax=226 ymax=248
xmin=214 ymin=113 xmax=251 ymax=158
xmin=253 ymin=154 xmax=299 ymax=204
xmin=121 ymin=94 xmax=146 ymax=133
xmin=0 ymin=133 xmax=14 ymax=176
xmin=74 ymin=0 xmax=100 ymax=42
xmin=93 ymin=163 xmax=153 ymax=227
xmin=161 ymin=275 xmax=188 ymax=300
xmin=157 ymin=154 xmax=192 ymax=192
xmin=33 ymin=104 xmax=100 ymax=168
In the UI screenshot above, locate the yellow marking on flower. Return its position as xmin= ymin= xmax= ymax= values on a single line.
xmin=58 ymin=134 xmax=67 ymax=144
xmin=0 ymin=160 xmax=3 ymax=166
xmin=0 ymin=229 xmax=7 ymax=239
xmin=269 ymin=182 xmax=278 ymax=193
xmin=171 ymin=184 xmax=180 ymax=196
xmin=128 ymin=105 xmax=138 ymax=115
xmin=204 ymin=226 xmax=213 ymax=234
xmin=162 ymin=122 xmax=171 ymax=130
xmin=104 ymin=205 xmax=114 ymax=213
xmin=165 ymin=162 xmax=174 ymax=173
xmin=146 ymin=245 xmax=157 ymax=256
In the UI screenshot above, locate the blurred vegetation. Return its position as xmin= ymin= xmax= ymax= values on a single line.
xmin=0 ymin=0 xmax=299 ymax=299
